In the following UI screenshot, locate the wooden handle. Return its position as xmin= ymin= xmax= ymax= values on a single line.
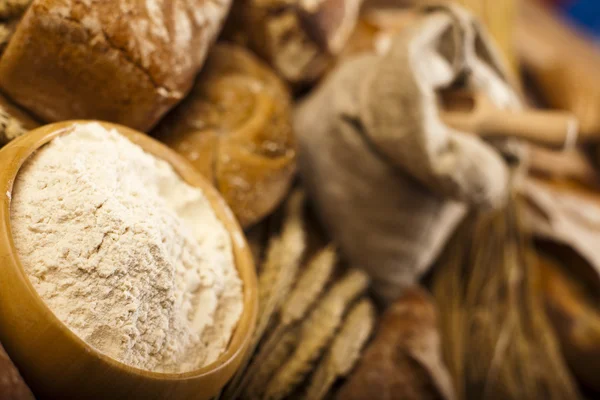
xmin=478 ymin=110 xmax=578 ymax=149
xmin=442 ymin=109 xmax=578 ymax=150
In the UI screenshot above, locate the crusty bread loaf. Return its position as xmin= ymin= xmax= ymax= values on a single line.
xmin=335 ymin=287 xmax=455 ymax=400
xmin=0 ymin=0 xmax=231 ymax=131
xmin=154 ymin=44 xmax=296 ymax=228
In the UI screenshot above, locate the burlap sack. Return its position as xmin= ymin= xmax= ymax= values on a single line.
xmin=295 ymin=5 xmax=518 ymax=301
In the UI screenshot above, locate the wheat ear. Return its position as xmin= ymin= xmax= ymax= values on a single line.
xmin=303 ymin=298 xmax=376 ymax=400
xmin=236 ymin=246 xmax=337 ymax=395
xmin=244 ymin=328 xmax=299 ymax=400
xmin=221 ymin=190 xmax=306 ymax=400
xmin=258 ymin=190 xmax=305 ymax=314
xmin=280 ymin=246 xmax=337 ymax=326
xmin=263 ymin=269 xmax=370 ymax=400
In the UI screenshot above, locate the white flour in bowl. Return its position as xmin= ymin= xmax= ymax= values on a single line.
xmin=10 ymin=122 xmax=243 ymax=373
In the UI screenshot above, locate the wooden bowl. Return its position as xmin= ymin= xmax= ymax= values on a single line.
xmin=0 ymin=121 xmax=258 ymax=399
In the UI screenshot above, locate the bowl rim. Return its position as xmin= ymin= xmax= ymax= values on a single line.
xmin=0 ymin=120 xmax=258 ymax=381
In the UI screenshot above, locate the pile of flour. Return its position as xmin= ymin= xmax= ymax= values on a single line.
xmin=10 ymin=123 xmax=243 ymax=373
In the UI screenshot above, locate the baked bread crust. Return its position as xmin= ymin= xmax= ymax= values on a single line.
xmin=0 ymin=0 xmax=231 ymax=131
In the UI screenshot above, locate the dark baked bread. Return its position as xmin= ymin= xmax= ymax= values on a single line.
xmin=336 ymin=287 xmax=455 ymax=400
xmin=0 ymin=0 xmax=231 ymax=131
xmin=154 ymin=44 xmax=296 ymax=228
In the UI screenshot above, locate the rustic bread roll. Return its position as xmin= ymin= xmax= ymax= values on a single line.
xmin=154 ymin=44 xmax=296 ymax=228
xmin=0 ymin=0 xmax=231 ymax=131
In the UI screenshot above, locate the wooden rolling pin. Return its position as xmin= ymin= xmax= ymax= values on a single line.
xmin=440 ymin=90 xmax=579 ymax=150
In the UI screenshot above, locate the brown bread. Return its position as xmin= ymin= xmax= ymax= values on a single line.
xmin=0 ymin=0 xmax=231 ymax=131
xmin=155 ymin=44 xmax=296 ymax=227
xmin=336 ymin=287 xmax=455 ymax=400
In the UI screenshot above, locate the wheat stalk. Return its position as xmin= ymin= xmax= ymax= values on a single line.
xmin=431 ymin=228 xmax=468 ymax=400
xmin=432 ymin=188 xmax=581 ymax=400
xmin=221 ymin=190 xmax=306 ymax=400
xmin=263 ymin=269 xmax=370 ymax=400
xmin=304 ymin=298 xmax=376 ymax=400
xmin=255 ymin=189 xmax=306 ymax=342
xmin=244 ymin=328 xmax=299 ymax=400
